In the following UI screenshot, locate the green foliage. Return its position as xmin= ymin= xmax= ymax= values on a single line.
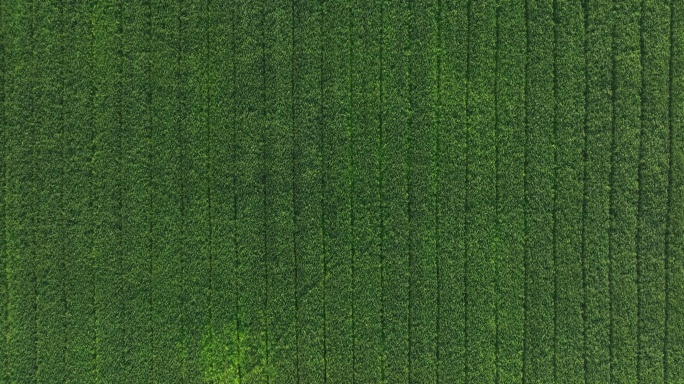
xmin=524 ymin=0 xmax=556 ymax=381
xmin=495 ymin=0 xmax=526 ymax=381
xmin=584 ymin=0 xmax=613 ymax=381
xmin=554 ymin=0 xmax=586 ymax=381
xmin=0 ymin=1 xmax=682 ymax=383
xmin=610 ymin=0 xmax=641 ymax=382
xmin=666 ymin=1 xmax=684 ymax=382
xmin=201 ymin=324 xmax=273 ymax=383
xmin=4 ymin=0 xmax=39 ymax=381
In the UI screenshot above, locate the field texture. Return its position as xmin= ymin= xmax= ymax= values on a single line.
xmin=1 ymin=0 xmax=683 ymax=383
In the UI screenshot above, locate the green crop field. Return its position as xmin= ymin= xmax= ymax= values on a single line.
xmin=1 ymin=0 xmax=683 ymax=383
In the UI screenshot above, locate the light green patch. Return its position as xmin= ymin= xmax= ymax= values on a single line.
xmin=201 ymin=324 xmax=272 ymax=383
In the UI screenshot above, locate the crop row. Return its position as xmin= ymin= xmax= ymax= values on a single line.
xmin=1 ymin=1 xmax=682 ymax=383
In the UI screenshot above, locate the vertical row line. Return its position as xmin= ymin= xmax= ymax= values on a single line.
xmin=145 ymin=0 xmax=154 ymax=378
xmin=665 ymin=0 xmax=684 ymax=379
xmin=524 ymin=0 xmax=556 ymax=378
xmin=116 ymin=0 xmax=125 ymax=374
xmin=403 ymin=0 xmax=411 ymax=376
xmin=581 ymin=0 xmax=590 ymax=381
xmin=637 ymin=0 xmax=670 ymax=378
xmin=379 ymin=1 xmax=412 ymax=380
xmin=231 ymin=0 xmax=241 ymax=378
xmin=346 ymin=1 xmax=355 ymax=381
xmin=36 ymin=2 xmax=66 ymax=381
xmin=463 ymin=0 xmax=472 ymax=379
xmin=496 ymin=0 xmax=527 ymax=380
xmin=608 ymin=0 xmax=618 ymax=379
xmin=89 ymin=0 xmax=98 ymax=371
xmin=90 ymin=0 xmax=126 ymax=378
xmin=0 ymin=0 xmax=6 ymax=378
xmin=0 ymin=0 xmax=6 ymax=379
xmin=174 ymin=1 xmax=187 ymax=373
xmin=262 ymin=0 xmax=271 ymax=379
xmin=663 ymin=0 xmax=675 ymax=380
xmin=30 ymin=0 xmax=37 ymax=378
xmin=4 ymin=0 xmax=38 ymax=377
xmin=122 ymin=0 xmax=156 ymax=377
xmin=379 ymin=0 xmax=387 ymax=379
xmin=205 ymin=0 xmax=213 ymax=372
xmin=610 ymin=0 xmax=641 ymax=380
xmin=635 ymin=0 xmax=645 ymax=379
xmin=552 ymin=0 xmax=560 ymax=380
xmin=493 ymin=1 xmax=501 ymax=381
xmin=59 ymin=1 xmax=67 ymax=375
xmin=290 ymin=0 xmax=301 ymax=380
xmin=406 ymin=0 xmax=414 ymax=377
xmin=319 ymin=1 xmax=328 ymax=380
xmin=522 ymin=0 xmax=530 ymax=380
xmin=435 ymin=0 xmax=442 ymax=380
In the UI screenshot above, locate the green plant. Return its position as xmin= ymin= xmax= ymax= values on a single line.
xmin=201 ymin=324 xmax=273 ymax=383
